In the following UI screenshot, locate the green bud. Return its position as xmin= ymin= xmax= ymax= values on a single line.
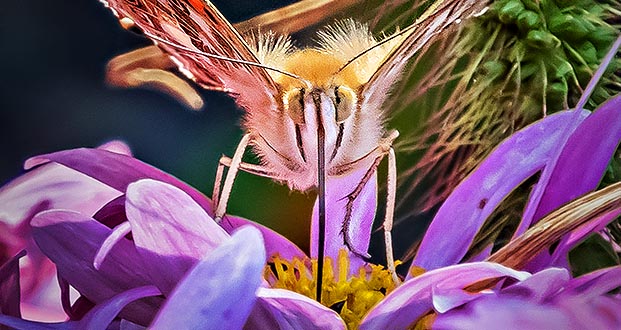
xmin=481 ymin=60 xmax=508 ymax=80
xmin=576 ymin=41 xmax=598 ymax=64
xmin=592 ymin=87 xmax=612 ymax=104
xmin=549 ymin=14 xmax=590 ymax=41
xmin=553 ymin=0 xmax=576 ymax=8
xmin=548 ymin=57 xmax=574 ymax=79
xmin=590 ymin=28 xmax=617 ymax=50
xmin=519 ymin=94 xmax=542 ymax=121
xmin=520 ymin=61 xmax=540 ymax=81
xmin=547 ymin=79 xmax=568 ymax=103
xmin=574 ymin=65 xmax=593 ymax=86
xmin=487 ymin=0 xmax=509 ymax=16
xmin=498 ymin=0 xmax=525 ymax=24
xmin=526 ymin=30 xmax=561 ymax=49
xmin=521 ymin=0 xmax=542 ymax=12
xmin=517 ymin=10 xmax=543 ymax=32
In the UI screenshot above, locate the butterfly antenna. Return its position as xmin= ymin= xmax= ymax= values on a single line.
xmin=336 ymin=0 xmax=487 ymax=75
xmin=336 ymin=19 xmax=417 ymax=75
xmin=335 ymin=0 xmax=444 ymax=74
xmin=145 ymin=33 xmax=306 ymax=82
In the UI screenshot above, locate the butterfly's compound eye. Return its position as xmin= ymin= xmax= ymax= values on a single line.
xmin=284 ymin=88 xmax=306 ymax=124
xmin=333 ymin=86 xmax=356 ymax=123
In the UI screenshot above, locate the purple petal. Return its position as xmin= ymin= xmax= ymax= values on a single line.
xmin=0 ymin=315 xmax=71 ymax=330
xmin=96 ymin=140 xmax=133 ymax=156
xmin=311 ymin=167 xmax=377 ymax=275
xmin=360 ymin=262 xmax=530 ymax=330
xmin=500 ymin=268 xmax=569 ymax=303
xmin=94 ymin=221 xmax=132 ymax=269
xmin=25 ymin=148 xmax=213 ymax=213
xmin=0 ymin=162 xmax=120 ymax=307
xmin=151 ymin=226 xmax=265 ymax=329
xmin=125 ymin=179 xmax=229 ymax=294
xmin=552 ymin=293 xmax=621 ymax=329
xmin=0 ymin=144 xmax=129 ymax=299
xmin=431 ymin=286 xmax=492 ymax=314
xmin=434 ymin=266 xmax=621 ymax=330
xmin=120 ymin=320 xmax=146 ymax=330
xmin=558 ymin=266 xmax=621 ymax=299
xmin=219 ymin=215 xmax=308 ymax=262
xmin=0 ymin=286 xmax=159 ymax=330
xmin=78 ymin=286 xmax=160 ymax=329
xmin=412 ymin=110 xmax=588 ymax=273
xmin=0 ymin=162 xmax=120 ymax=227
xmin=522 ymin=95 xmax=621 ymax=232
xmin=433 ymin=295 xmax=576 ymax=330
xmin=0 ymin=142 xmax=128 ymax=291
xmin=0 ymin=250 xmax=25 ymax=318
xmin=31 ymin=210 xmax=161 ymax=325
xmin=92 ymin=195 xmax=128 ymax=229
xmin=577 ymin=295 xmax=621 ymax=328
xmin=0 ymin=141 xmax=130 ymax=228
xmin=251 ymin=288 xmax=346 ymax=330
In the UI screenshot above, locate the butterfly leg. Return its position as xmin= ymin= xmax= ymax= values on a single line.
xmin=384 ymin=147 xmax=399 ymax=284
xmin=341 ymin=154 xmax=382 ymax=257
xmin=338 ymin=130 xmax=399 ymax=283
xmin=214 ymin=134 xmax=251 ymax=221
xmin=212 ymin=154 xmax=280 ymax=213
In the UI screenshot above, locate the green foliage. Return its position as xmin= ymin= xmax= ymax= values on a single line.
xmin=390 ymin=0 xmax=620 ymax=216
xmin=569 ymin=234 xmax=620 ymax=276
xmin=472 ymin=0 xmax=620 ymax=112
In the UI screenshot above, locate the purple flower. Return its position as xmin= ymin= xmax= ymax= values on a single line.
xmin=434 ymin=266 xmax=621 ymax=329
xmin=0 ymin=141 xmax=131 ymax=320
xmin=362 ymin=263 xmax=621 ymax=329
xmin=1 ymin=89 xmax=621 ymax=329
xmin=0 ymin=145 xmax=344 ymax=328
xmin=29 ymin=177 xmax=344 ymax=328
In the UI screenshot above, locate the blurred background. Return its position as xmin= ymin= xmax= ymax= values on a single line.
xmin=5 ymin=0 xmax=617 ymax=267
xmin=0 ymin=0 xmax=323 ymax=251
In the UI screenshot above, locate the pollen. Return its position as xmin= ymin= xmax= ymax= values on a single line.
xmin=265 ymin=249 xmax=400 ymax=329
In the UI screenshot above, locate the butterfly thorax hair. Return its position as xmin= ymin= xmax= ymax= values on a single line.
xmin=243 ymin=20 xmax=400 ymax=191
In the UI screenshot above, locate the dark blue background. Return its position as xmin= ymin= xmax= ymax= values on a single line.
xmin=0 ymin=0 xmax=294 ymax=185
xmin=0 ymin=0 xmax=318 ymax=249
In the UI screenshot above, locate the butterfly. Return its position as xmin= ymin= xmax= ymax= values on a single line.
xmin=101 ymin=0 xmax=487 ymax=300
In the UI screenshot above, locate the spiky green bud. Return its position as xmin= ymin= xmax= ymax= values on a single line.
xmin=526 ymin=30 xmax=561 ymax=49
xmin=498 ymin=0 xmax=525 ymax=24
xmin=481 ymin=60 xmax=509 ymax=81
xmin=576 ymin=41 xmax=599 ymax=64
xmin=549 ymin=14 xmax=591 ymax=41
xmin=517 ymin=10 xmax=543 ymax=32
xmin=547 ymin=79 xmax=568 ymax=102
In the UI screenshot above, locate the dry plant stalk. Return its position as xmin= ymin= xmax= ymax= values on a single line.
xmin=234 ymin=0 xmax=359 ymax=34
xmin=488 ymin=182 xmax=621 ymax=270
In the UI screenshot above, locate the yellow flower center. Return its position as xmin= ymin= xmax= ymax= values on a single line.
xmin=264 ymin=249 xmax=400 ymax=329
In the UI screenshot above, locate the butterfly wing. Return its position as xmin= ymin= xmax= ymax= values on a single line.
xmin=101 ymin=0 xmax=279 ymax=112
xmin=360 ymin=0 xmax=487 ymax=111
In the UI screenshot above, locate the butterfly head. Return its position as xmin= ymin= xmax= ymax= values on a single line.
xmin=279 ymin=49 xmax=363 ymax=126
